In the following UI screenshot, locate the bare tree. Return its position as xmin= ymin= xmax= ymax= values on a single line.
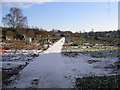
xmin=2 ymin=7 xmax=28 ymax=28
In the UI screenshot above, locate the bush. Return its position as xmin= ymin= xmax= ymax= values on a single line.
xmin=14 ymin=34 xmax=24 ymax=40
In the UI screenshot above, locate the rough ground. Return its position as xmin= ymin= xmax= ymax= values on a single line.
xmin=5 ymin=37 xmax=119 ymax=88
xmin=6 ymin=37 xmax=72 ymax=88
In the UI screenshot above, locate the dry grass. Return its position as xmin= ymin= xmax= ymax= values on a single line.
xmin=2 ymin=44 xmax=43 ymax=50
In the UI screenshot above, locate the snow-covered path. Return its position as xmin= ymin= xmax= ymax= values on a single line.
xmin=7 ymin=37 xmax=72 ymax=88
xmin=6 ymin=37 xmax=118 ymax=88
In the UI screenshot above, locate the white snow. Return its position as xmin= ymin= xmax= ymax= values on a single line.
xmin=6 ymin=37 xmax=71 ymax=88
xmin=5 ymin=37 xmax=119 ymax=88
xmin=5 ymin=49 xmax=42 ymax=54
xmin=2 ymin=61 xmax=26 ymax=69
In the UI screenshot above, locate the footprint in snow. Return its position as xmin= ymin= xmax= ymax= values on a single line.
xmin=30 ymin=78 xmax=39 ymax=88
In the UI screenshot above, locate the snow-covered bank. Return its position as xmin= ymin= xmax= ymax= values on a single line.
xmin=1 ymin=50 xmax=41 ymax=87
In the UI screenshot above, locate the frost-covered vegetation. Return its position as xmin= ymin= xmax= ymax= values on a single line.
xmin=62 ymin=37 xmax=120 ymax=88
xmin=1 ymin=52 xmax=39 ymax=87
xmin=76 ymin=75 xmax=120 ymax=88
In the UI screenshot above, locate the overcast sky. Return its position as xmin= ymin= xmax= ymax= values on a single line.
xmin=2 ymin=1 xmax=118 ymax=32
